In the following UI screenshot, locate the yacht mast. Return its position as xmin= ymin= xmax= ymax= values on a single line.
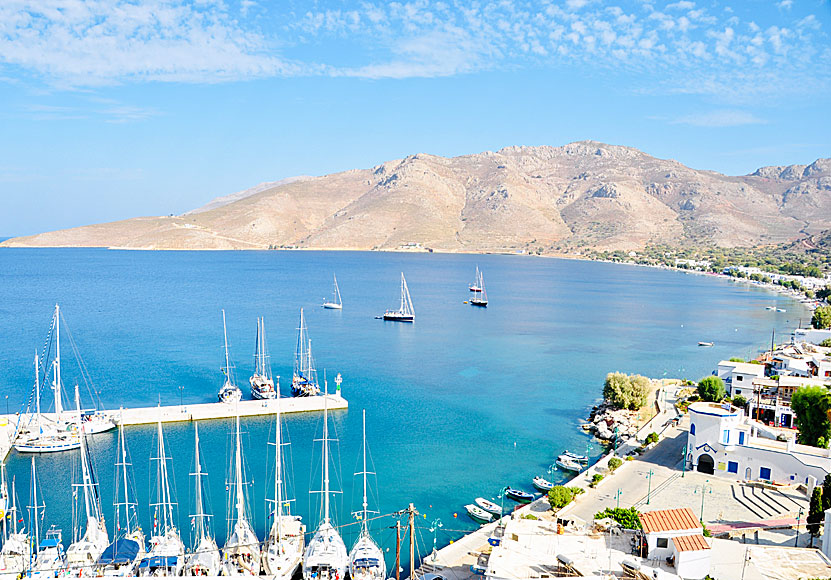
xmin=361 ymin=410 xmax=368 ymax=533
xmin=322 ymin=378 xmax=329 ymax=525
xmin=34 ymin=353 xmax=41 ymax=434
xmin=222 ymin=310 xmax=232 ymax=384
xmin=191 ymin=423 xmax=208 ymax=543
xmin=54 ymin=304 xmax=62 ymax=417
xmin=152 ymin=414 xmax=175 ymax=534
xmin=75 ymin=385 xmax=99 ymax=532
xmin=28 ymin=457 xmax=42 ymax=556
xmin=274 ymin=389 xmax=283 ymax=539
xmin=234 ymin=412 xmax=246 ymax=527
xmin=116 ymin=409 xmax=133 ymax=535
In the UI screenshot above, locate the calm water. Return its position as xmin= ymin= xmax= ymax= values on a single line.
xmin=0 ymin=249 xmax=809 ymax=566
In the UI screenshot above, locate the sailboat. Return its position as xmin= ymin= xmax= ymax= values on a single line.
xmin=347 ymin=410 xmax=386 ymax=580
xmin=181 ymin=423 xmax=220 ymax=576
xmin=221 ymin=413 xmax=261 ymax=576
xmin=250 ymin=317 xmax=277 ymax=400
xmin=0 ymin=470 xmax=28 ymax=579
xmin=218 ymin=309 xmax=243 ymax=403
xmin=292 ymin=309 xmax=321 ymax=397
xmin=95 ymin=411 xmax=146 ymax=576
xmin=15 ymin=352 xmax=80 ymax=453
xmin=382 ymin=273 xmax=415 ymax=322
xmin=302 ymin=378 xmax=348 ymax=580
xmin=138 ymin=415 xmax=185 ymax=577
xmin=262 ymin=394 xmax=305 ymax=579
xmin=469 ymin=266 xmax=483 ymax=292
xmin=470 ymin=269 xmax=488 ymax=307
xmin=322 ymin=275 xmax=343 ymax=310
xmin=28 ymin=457 xmax=67 ymax=578
xmin=66 ymin=386 xmax=110 ymax=574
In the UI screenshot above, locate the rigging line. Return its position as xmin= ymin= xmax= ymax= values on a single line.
xmin=59 ymin=313 xmax=104 ymax=411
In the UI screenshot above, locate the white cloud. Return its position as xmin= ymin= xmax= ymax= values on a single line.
xmin=777 ymin=0 xmax=793 ymax=10
xmin=671 ymin=110 xmax=766 ymax=127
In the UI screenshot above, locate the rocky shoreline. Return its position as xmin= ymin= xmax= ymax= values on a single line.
xmin=583 ymin=401 xmax=642 ymax=442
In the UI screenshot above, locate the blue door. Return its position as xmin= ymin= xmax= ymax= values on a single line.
xmin=760 ymin=467 xmax=771 ymax=480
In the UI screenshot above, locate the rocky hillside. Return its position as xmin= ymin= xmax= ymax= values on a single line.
xmin=3 ymin=141 xmax=829 ymax=252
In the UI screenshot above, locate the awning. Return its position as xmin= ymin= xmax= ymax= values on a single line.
xmin=97 ymin=539 xmax=140 ymax=565
xmin=139 ymin=556 xmax=179 ymax=568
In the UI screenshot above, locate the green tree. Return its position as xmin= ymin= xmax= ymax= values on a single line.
xmin=813 ymin=306 xmax=831 ymax=330
xmin=547 ymin=486 xmax=582 ymax=510
xmin=732 ymin=395 xmax=748 ymax=408
xmin=594 ymin=507 xmax=642 ymax=529
xmin=807 ymin=486 xmax=824 ymax=546
xmin=818 ymin=287 xmax=831 ymax=301
xmin=728 ymin=357 xmax=745 ymax=362
xmin=697 ymin=376 xmax=726 ymax=403
xmin=603 ymin=372 xmax=651 ymax=410
xmin=792 ymin=386 xmax=831 ymax=448
xmin=823 ymin=474 xmax=831 ymax=512
xmin=608 ymin=457 xmax=623 ymax=471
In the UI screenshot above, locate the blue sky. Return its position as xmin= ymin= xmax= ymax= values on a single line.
xmin=1 ymin=0 xmax=829 ymax=236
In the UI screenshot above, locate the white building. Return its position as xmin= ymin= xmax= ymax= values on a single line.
xmin=688 ymin=402 xmax=831 ymax=486
xmin=715 ymin=360 xmax=766 ymax=397
xmin=638 ymin=508 xmax=710 ymax=580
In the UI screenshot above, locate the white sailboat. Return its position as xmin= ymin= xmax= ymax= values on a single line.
xmin=382 ymin=273 xmax=415 ymax=322
xmin=469 ymin=266 xmax=483 ymax=292
xmin=250 ymin=317 xmax=277 ymax=400
xmin=221 ymin=413 xmax=261 ymax=576
xmin=347 ymin=410 xmax=386 ymax=580
xmin=292 ymin=309 xmax=321 ymax=397
xmin=95 ymin=412 xmax=146 ymax=576
xmin=181 ymin=423 xmax=220 ymax=576
xmin=66 ymin=386 xmax=110 ymax=574
xmin=262 ymin=393 xmax=305 ymax=579
xmin=139 ymin=416 xmax=185 ymax=576
xmin=322 ymin=275 xmax=343 ymax=309
xmin=302 ymin=379 xmax=348 ymax=580
xmin=28 ymin=457 xmax=67 ymax=578
xmin=218 ymin=309 xmax=243 ymax=404
xmin=0 ymin=470 xmax=29 ymax=579
xmin=470 ymin=269 xmax=488 ymax=307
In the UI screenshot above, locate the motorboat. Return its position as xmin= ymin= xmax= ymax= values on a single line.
xmin=464 ymin=504 xmax=493 ymax=523
xmin=504 ymin=488 xmax=534 ymax=503
xmin=532 ymin=476 xmax=553 ymax=491
xmin=474 ymin=497 xmax=502 ymax=515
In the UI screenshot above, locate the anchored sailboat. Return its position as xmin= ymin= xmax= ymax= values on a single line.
xmin=181 ymin=423 xmax=220 ymax=576
xmin=66 ymin=385 xmax=109 ymax=574
xmin=139 ymin=415 xmax=185 ymax=577
xmin=95 ymin=411 xmax=146 ymax=576
xmin=250 ymin=317 xmax=277 ymax=400
xmin=469 ymin=266 xmax=483 ymax=292
xmin=470 ymin=269 xmax=488 ymax=307
xmin=0 ymin=470 xmax=28 ymax=579
xmin=263 ymin=392 xmax=305 ymax=579
xmin=221 ymin=413 xmax=261 ymax=575
xmin=28 ymin=457 xmax=67 ymax=578
xmin=322 ymin=275 xmax=343 ymax=310
xmin=382 ymin=273 xmax=415 ymax=322
xmin=292 ymin=309 xmax=321 ymax=397
xmin=348 ymin=410 xmax=386 ymax=580
xmin=218 ymin=310 xmax=243 ymax=404
xmin=303 ymin=378 xmax=347 ymax=580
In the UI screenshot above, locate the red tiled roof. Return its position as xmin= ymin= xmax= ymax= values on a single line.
xmin=672 ymin=535 xmax=710 ymax=552
xmin=638 ymin=508 xmax=701 ymax=533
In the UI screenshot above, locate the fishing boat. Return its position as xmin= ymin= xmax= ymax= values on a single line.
xmin=0 ymin=469 xmax=29 ymax=579
xmin=504 ymin=488 xmax=534 ymax=503
xmin=382 ymin=273 xmax=415 ymax=322
xmin=562 ymin=451 xmax=589 ymax=464
xmin=181 ymin=423 xmax=221 ymax=577
xmin=470 ymin=269 xmax=488 ymax=307
xmin=292 ymin=309 xmax=321 ymax=397
xmin=698 ymin=341 xmax=714 ymax=347
xmin=262 ymin=391 xmax=304 ymax=579
xmin=348 ymin=410 xmax=386 ymax=580
xmin=95 ymin=412 xmax=146 ymax=576
xmin=532 ymin=476 xmax=553 ymax=492
xmin=250 ymin=317 xmax=277 ymax=400
xmin=27 ymin=458 xmax=67 ymax=578
xmin=221 ymin=413 xmax=261 ymax=576
xmin=302 ymin=379 xmax=348 ymax=580
xmin=474 ymin=497 xmax=502 ymax=516
xmin=555 ymin=456 xmax=583 ymax=473
xmin=66 ymin=386 xmax=110 ymax=574
xmin=218 ymin=310 xmax=243 ymax=403
xmin=469 ymin=266 xmax=483 ymax=292
xmin=322 ymin=274 xmax=343 ymax=310
xmin=464 ymin=504 xmax=493 ymax=523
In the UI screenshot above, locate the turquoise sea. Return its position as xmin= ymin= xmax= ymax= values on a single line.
xmin=0 ymin=249 xmax=810 ymax=568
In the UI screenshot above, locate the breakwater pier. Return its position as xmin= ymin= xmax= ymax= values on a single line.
xmin=0 ymin=393 xmax=347 ymax=460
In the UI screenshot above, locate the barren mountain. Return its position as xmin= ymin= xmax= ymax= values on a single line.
xmin=3 ymin=141 xmax=829 ymax=253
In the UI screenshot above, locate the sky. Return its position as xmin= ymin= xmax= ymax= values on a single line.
xmin=1 ymin=0 xmax=830 ymax=236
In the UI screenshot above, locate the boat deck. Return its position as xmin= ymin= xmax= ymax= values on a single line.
xmin=0 ymin=394 xmax=347 ymax=459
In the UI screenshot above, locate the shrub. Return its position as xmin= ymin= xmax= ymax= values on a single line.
xmin=792 ymin=386 xmax=831 ymax=448
xmin=608 ymin=457 xmax=623 ymax=471
xmin=697 ymin=376 xmax=726 ymax=402
xmin=813 ymin=306 xmax=831 ymax=330
xmin=594 ymin=507 xmax=642 ymax=529
xmin=729 ymin=357 xmax=744 ymax=362
xmin=645 ymin=432 xmax=659 ymax=445
xmin=603 ymin=372 xmax=651 ymax=410
xmin=820 ymin=338 xmax=831 ymax=348
xmin=732 ymin=395 xmax=747 ymax=408
xmin=521 ymin=514 xmax=539 ymax=520
xmin=590 ymin=474 xmax=604 ymax=488
xmin=547 ymin=486 xmax=583 ymax=510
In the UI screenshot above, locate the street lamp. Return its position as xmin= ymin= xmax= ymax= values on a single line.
xmin=429 ymin=518 xmax=443 ymax=562
xmin=681 ymin=444 xmax=687 ymax=478
xmin=645 ymin=469 xmax=654 ymax=505
xmin=498 ymin=487 xmax=508 ymax=527
xmin=694 ymin=480 xmax=712 ymax=523
xmin=614 ymin=489 xmax=622 ymax=510
xmin=795 ymin=506 xmax=804 ymax=547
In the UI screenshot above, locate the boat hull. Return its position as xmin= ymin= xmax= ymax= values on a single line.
xmin=470 ymin=300 xmax=488 ymax=307
xmin=322 ymin=303 xmax=342 ymax=310
xmin=382 ymin=313 xmax=414 ymax=322
xmin=532 ymin=478 xmax=553 ymax=491
xmin=505 ymin=488 xmax=533 ymax=503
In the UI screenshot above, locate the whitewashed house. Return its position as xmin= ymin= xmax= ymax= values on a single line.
xmin=638 ymin=508 xmax=710 ymax=580
xmin=715 ymin=360 xmax=766 ymax=398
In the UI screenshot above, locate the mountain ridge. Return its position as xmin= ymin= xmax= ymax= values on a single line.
xmin=3 ymin=140 xmax=829 ymax=253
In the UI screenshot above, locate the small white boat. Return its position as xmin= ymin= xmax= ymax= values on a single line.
xmin=562 ymin=450 xmax=589 ymax=464
xmin=464 ymin=504 xmax=493 ymax=523
xmin=382 ymin=273 xmax=415 ymax=322
xmin=250 ymin=317 xmax=277 ymax=400
xmin=555 ymin=456 xmax=582 ymax=472
xmin=777 ymin=308 xmax=786 ymax=313
xmin=698 ymin=341 xmax=714 ymax=347
xmin=322 ymin=274 xmax=343 ymax=310
xmin=765 ymin=306 xmax=775 ymax=310
xmin=532 ymin=476 xmax=553 ymax=491
xmin=218 ymin=310 xmax=243 ymax=404
xmin=474 ymin=497 xmax=502 ymax=515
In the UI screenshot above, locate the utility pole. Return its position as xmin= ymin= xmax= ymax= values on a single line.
xmin=408 ymin=503 xmax=418 ymax=580
xmin=395 ymin=519 xmax=401 ymax=580
xmin=645 ymin=469 xmax=654 ymax=504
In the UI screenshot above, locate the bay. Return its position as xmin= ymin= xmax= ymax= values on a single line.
xmin=0 ymin=249 xmax=809 ymax=566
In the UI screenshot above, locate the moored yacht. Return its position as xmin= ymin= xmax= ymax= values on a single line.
xmin=218 ymin=309 xmax=243 ymax=403
xmin=322 ymin=274 xmax=343 ymax=310
xmin=292 ymin=309 xmax=321 ymax=397
xmin=250 ymin=317 xmax=277 ymax=400
xmin=181 ymin=423 xmax=221 ymax=577
xmin=0 ymin=468 xmax=28 ymax=579
xmin=382 ymin=273 xmax=415 ymax=322
xmin=27 ymin=458 xmax=67 ymax=578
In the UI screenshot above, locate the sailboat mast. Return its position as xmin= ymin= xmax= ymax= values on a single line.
xmin=400 ymin=274 xmax=406 ymax=313
xmin=361 ymin=410 xmax=368 ymax=532
xmin=234 ymin=413 xmax=246 ymax=525
xmin=75 ymin=386 xmax=95 ymax=525
xmin=155 ymin=417 xmax=175 ymax=532
xmin=275 ymin=390 xmax=283 ymax=539
xmin=54 ymin=304 xmax=62 ymax=417
xmin=322 ymin=378 xmax=329 ymax=524
xmin=10 ymin=477 xmax=19 ymax=536
xmin=193 ymin=423 xmax=206 ymax=542
xmin=0 ymin=463 xmax=7 ymax=542
xmin=34 ymin=353 xmax=41 ymax=431
xmin=119 ymin=411 xmax=132 ymax=534
xmin=222 ymin=310 xmax=232 ymax=382
xmin=30 ymin=457 xmax=40 ymax=553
